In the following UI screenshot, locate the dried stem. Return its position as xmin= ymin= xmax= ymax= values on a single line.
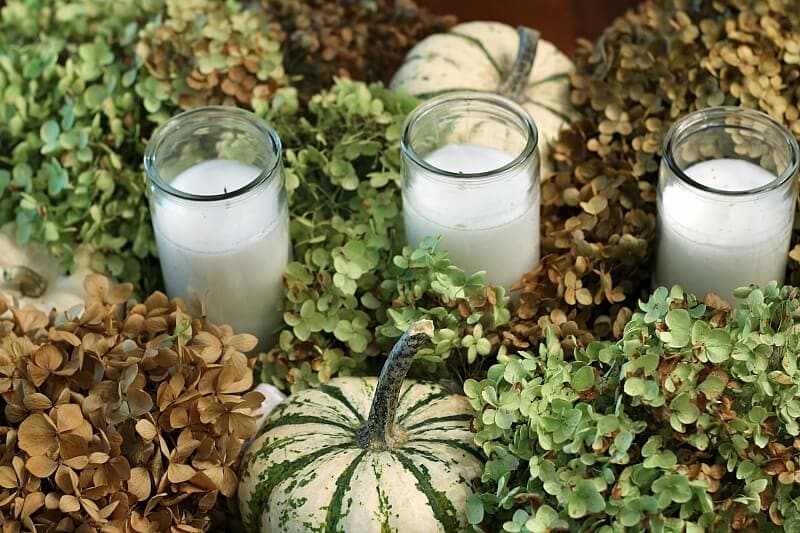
xmin=498 ymin=26 xmax=540 ymax=103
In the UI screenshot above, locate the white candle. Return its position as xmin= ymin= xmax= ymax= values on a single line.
xmin=151 ymin=159 xmax=290 ymax=346
xmin=655 ymin=158 xmax=792 ymax=299
xmin=403 ymin=143 xmax=540 ymax=289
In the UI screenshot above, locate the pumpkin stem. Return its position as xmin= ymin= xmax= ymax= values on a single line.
xmin=498 ymin=26 xmax=540 ymax=104
xmin=357 ymin=320 xmax=434 ymax=450
xmin=1 ymin=265 xmax=48 ymax=297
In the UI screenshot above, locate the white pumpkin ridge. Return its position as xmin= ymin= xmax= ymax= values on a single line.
xmin=239 ymin=321 xmax=484 ymax=533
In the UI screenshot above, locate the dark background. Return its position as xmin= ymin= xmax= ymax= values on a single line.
xmin=416 ymin=0 xmax=641 ymax=54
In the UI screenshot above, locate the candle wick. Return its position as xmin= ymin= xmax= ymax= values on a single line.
xmin=224 ymin=187 xmax=228 ymax=194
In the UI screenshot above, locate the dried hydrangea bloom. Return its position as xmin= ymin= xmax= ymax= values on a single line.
xmin=508 ymin=0 xmax=800 ymax=353
xmin=0 ymin=274 xmax=263 ymax=531
xmin=136 ymin=0 xmax=289 ymax=112
xmin=261 ymin=0 xmax=456 ymax=98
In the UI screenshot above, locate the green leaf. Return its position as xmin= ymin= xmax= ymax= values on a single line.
xmin=12 ymin=164 xmax=33 ymax=189
xmin=44 ymin=161 xmax=68 ymax=196
xmin=495 ymin=408 xmax=513 ymax=429
xmin=641 ymin=435 xmax=662 ymax=457
xmin=0 ymin=170 xmax=9 ymax=199
xmin=663 ymin=309 xmax=691 ymax=348
xmin=597 ymin=415 xmax=619 ymax=435
xmin=84 ymin=85 xmax=106 ymax=109
xmin=122 ymin=68 xmax=138 ymax=87
xmin=465 ymin=495 xmax=484 ymax=525
xmin=641 ymin=286 xmax=669 ymax=322
xmin=43 ymin=221 xmax=59 ymax=242
xmin=568 ymin=480 xmax=605 ymax=518
xmin=652 ymin=474 xmax=692 ymax=504
xmin=643 ymin=450 xmax=677 ymax=469
xmin=698 ymin=374 xmax=726 ymax=399
xmin=463 ymin=379 xmax=481 ymax=398
xmin=748 ymin=406 xmax=768 ymax=424
xmin=670 ymin=393 xmax=700 ymax=424
xmin=40 ymin=120 xmax=60 ymax=144
xmin=15 ymin=211 xmax=33 ymax=244
xmin=571 ymin=366 xmax=595 ymax=391
xmin=624 ymin=377 xmax=646 ymax=397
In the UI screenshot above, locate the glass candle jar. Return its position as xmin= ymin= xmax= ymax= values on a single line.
xmin=655 ymin=106 xmax=799 ymax=300
xmin=144 ymin=106 xmax=290 ymax=348
xmin=400 ymin=91 xmax=540 ymax=289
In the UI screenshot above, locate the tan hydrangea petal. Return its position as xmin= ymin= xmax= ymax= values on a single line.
xmin=44 ymin=491 xmax=60 ymax=510
xmin=237 ymin=390 xmax=266 ymax=411
xmin=127 ymin=389 xmax=154 ymax=418
xmin=191 ymin=332 xmax=223 ymax=363
xmin=135 ymin=419 xmax=158 ymax=442
xmin=167 ymin=463 xmax=196 ymax=484
xmin=217 ymin=351 xmax=253 ymax=393
xmin=33 ymin=344 xmax=63 ymax=370
xmin=0 ymin=466 xmax=18 ymax=489
xmin=63 ymin=455 xmax=89 ymax=470
xmin=54 ymin=465 xmax=78 ymax=494
xmin=196 ymin=465 xmax=237 ymax=497
xmin=54 ymin=404 xmax=84 ymax=434
xmin=20 ymin=491 xmax=45 ymax=518
xmin=83 ymin=274 xmax=110 ymax=301
xmin=59 ymin=494 xmax=80 ymax=513
xmin=23 ymin=393 xmax=53 ymax=411
xmin=106 ymin=283 xmax=133 ymax=305
xmin=48 ymin=328 xmax=81 ymax=346
xmin=228 ymin=412 xmax=257 ymax=439
xmin=128 ymin=467 xmax=151 ymax=502
xmin=223 ymin=333 xmax=258 ymax=353
xmin=130 ymin=511 xmax=151 ymax=533
xmin=89 ymin=452 xmax=110 ymax=464
xmin=11 ymin=306 xmax=49 ymax=333
xmin=196 ymin=399 xmax=226 ymax=425
xmin=80 ymin=496 xmax=103 ymax=522
xmin=25 ymin=456 xmax=58 ymax=479
xmin=18 ymin=414 xmax=57 ymax=456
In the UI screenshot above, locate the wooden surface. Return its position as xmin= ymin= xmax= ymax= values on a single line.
xmin=416 ymin=0 xmax=642 ymax=54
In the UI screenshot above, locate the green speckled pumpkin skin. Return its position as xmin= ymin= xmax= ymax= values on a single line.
xmin=238 ymin=377 xmax=482 ymax=533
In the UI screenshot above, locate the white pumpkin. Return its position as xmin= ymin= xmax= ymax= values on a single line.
xmin=391 ymin=21 xmax=575 ymax=168
xmin=0 ymin=225 xmax=91 ymax=312
xmin=238 ymin=321 xmax=483 ymax=532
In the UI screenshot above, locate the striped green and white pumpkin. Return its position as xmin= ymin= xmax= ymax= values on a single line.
xmin=238 ymin=321 xmax=483 ymax=532
xmin=390 ymin=21 xmax=575 ymax=169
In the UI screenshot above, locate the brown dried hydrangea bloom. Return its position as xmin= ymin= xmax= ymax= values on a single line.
xmin=507 ymin=0 xmax=800 ymax=352
xmin=0 ymin=275 xmax=262 ymax=532
xmin=261 ymin=0 xmax=456 ymax=98
xmin=137 ymin=0 xmax=288 ymax=110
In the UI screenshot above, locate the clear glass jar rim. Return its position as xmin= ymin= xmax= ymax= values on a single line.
xmin=662 ymin=106 xmax=800 ymax=197
xmin=400 ymin=91 xmax=539 ymax=183
xmin=143 ymin=105 xmax=282 ymax=203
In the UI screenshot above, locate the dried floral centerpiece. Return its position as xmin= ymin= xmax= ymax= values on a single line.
xmin=2 ymin=0 xmax=800 ymax=529
xmin=0 ymin=275 xmax=262 ymax=531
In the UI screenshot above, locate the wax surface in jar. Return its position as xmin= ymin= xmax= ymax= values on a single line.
xmin=151 ymin=159 xmax=290 ymax=347
xmin=403 ymin=144 xmax=540 ymax=289
xmin=655 ymin=158 xmax=790 ymax=300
